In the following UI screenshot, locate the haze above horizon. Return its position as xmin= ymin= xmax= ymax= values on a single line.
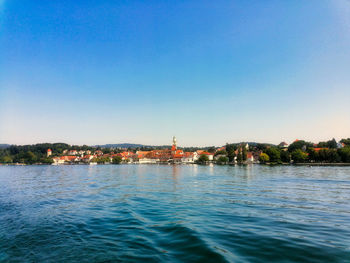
xmin=1 ymin=0 xmax=350 ymax=146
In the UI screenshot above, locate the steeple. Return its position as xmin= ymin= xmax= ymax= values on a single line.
xmin=171 ymin=136 xmax=177 ymax=152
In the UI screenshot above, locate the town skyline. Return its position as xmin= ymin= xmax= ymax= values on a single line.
xmin=1 ymin=136 xmax=349 ymax=165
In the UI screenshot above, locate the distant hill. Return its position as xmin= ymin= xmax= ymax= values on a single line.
xmin=0 ymin=144 xmax=10 ymax=149
xmin=94 ymin=143 xmax=175 ymax=149
xmin=226 ymin=142 xmax=276 ymax=147
xmin=94 ymin=142 xmax=277 ymax=149
xmin=94 ymin=143 xmax=147 ymax=149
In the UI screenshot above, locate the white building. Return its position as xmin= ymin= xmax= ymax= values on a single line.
xmin=194 ymin=151 xmax=213 ymax=161
xmin=68 ymin=150 xmax=78 ymax=155
xmin=182 ymin=152 xmax=198 ymax=163
xmin=52 ymin=157 xmax=65 ymax=165
xmin=138 ymin=158 xmax=159 ymax=164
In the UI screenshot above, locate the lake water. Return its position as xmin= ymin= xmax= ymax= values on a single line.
xmin=0 ymin=165 xmax=349 ymax=262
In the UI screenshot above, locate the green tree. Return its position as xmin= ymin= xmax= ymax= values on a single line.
xmin=280 ymin=150 xmax=291 ymax=163
xmin=265 ymin=147 xmax=281 ymax=163
xmin=207 ymin=147 xmax=216 ymax=153
xmin=307 ymin=148 xmax=318 ymax=162
xmin=328 ymin=138 xmax=338 ymax=149
xmin=255 ymin=143 xmax=271 ymax=151
xmin=317 ymin=149 xmax=340 ymax=163
xmin=236 ymin=151 xmax=243 ymax=163
xmin=259 ymin=153 xmax=270 ymax=163
xmin=226 ymin=144 xmax=236 ymax=163
xmin=196 ymin=154 xmax=209 ymax=164
xmin=288 ymin=140 xmax=313 ymax=152
xmin=216 ymin=156 xmax=229 ymax=165
xmin=242 ymin=147 xmax=247 ymax=161
xmin=23 ymin=151 xmax=37 ymax=164
xmin=338 ymin=147 xmax=350 ymax=163
xmin=39 ymin=157 xmax=54 ymax=164
xmin=0 ymin=156 xmax=12 ymax=163
xmin=102 ymin=148 xmax=112 ymax=154
xmin=93 ymin=157 xmax=111 ymax=164
xmin=340 ymin=138 xmax=350 ymax=146
xmin=112 ymin=156 xmax=122 ymax=164
xmin=291 ymin=150 xmax=308 ymax=163
xmin=328 ymin=149 xmax=341 ymax=162
xmin=317 ymin=141 xmax=328 ymax=148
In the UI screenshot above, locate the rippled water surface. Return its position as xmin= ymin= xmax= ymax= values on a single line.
xmin=0 ymin=165 xmax=350 ymax=262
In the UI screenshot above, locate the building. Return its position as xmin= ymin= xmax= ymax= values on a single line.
xmin=182 ymin=152 xmax=197 ymax=163
xmin=95 ymin=150 xmax=103 ymax=157
xmin=47 ymin=149 xmax=52 ymax=157
xmin=216 ymin=146 xmax=226 ymax=153
xmin=52 ymin=155 xmax=78 ymax=165
xmin=68 ymin=150 xmax=78 ymax=156
xmin=195 ymin=150 xmax=214 ymax=161
xmin=114 ymin=151 xmax=136 ymax=162
xmin=278 ymin=142 xmax=289 ymax=148
xmin=246 ymin=152 xmax=254 ymax=163
xmin=82 ymin=155 xmax=94 ymax=163
xmin=337 ymin=142 xmax=345 ymax=149
xmin=52 ymin=157 xmax=64 ymax=165
xmin=170 ymin=136 xmax=184 ymax=162
xmin=138 ymin=158 xmax=158 ymax=164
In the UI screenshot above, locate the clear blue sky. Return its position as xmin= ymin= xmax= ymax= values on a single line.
xmin=1 ymin=0 xmax=350 ymax=146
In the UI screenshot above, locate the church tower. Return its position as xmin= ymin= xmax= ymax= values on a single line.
xmin=171 ymin=136 xmax=177 ymax=153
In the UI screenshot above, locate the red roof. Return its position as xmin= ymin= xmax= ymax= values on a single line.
xmin=199 ymin=151 xmax=213 ymax=156
xmin=171 ymin=149 xmax=184 ymax=159
xmin=183 ymin=152 xmax=193 ymax=158
xmin=216 ymin=147 xmax=226 ymax=152
xmin=47 ymin=149 xmax=52 ymax=152
xmin=59 ymin=156 xmax=76 ymax=161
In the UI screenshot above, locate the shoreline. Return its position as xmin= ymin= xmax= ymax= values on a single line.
xmin=2 ymin=163 xmax=350 ymax=167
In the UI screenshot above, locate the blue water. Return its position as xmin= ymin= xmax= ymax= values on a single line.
xmin=0 ymin=165 xmax=350 ymax=262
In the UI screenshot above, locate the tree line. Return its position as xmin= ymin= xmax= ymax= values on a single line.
xmin=0 ymin=143 xmax=96 ymax=164
xmin=1 ymin=138 xmax=349 ymax=165
xmin=259 ymin=139 xmax=350 ymax=164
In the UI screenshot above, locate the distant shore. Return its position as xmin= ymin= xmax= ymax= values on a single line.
xmin=292 ymin=163 xmax=350 ymax=166
xmin=2 ymin=163 xmax=350 ymax=167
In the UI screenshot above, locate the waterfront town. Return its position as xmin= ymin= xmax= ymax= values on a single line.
xmin=44 ymin=136 xmax=348 ymax=165
xmin=1 ymin=136 xmax=350 ymax=165
xmin=50 ymin=137 xmax=220 ymax=165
